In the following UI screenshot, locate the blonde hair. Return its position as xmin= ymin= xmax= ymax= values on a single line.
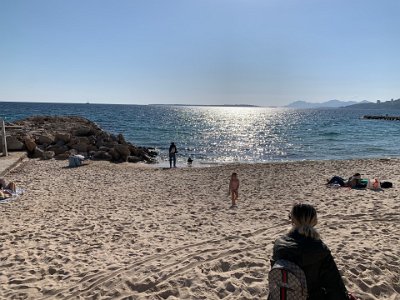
xmin=289 ymin=203 xmax=320 ymax=240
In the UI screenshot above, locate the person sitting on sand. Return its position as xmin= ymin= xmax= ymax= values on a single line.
xmin=187 ymin=156 xmax=193 ymax=166
xmin=228 ymin=172 xmax=239 ymax=208
xmin=270 ymin=203 xmax=351 ymax=300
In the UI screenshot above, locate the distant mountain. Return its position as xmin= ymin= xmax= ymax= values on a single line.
xmin=345 ymin=99 xmax=400 ymax=109
xmin=286 ymin=100 xmax=361 ymax=109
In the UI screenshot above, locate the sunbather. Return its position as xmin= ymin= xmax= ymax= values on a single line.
xmin=0 ymin=178 xmax=16 ymax=193
xmin=327 ymin=173 xmax=366 ymax=188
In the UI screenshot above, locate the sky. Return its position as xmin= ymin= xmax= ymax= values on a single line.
xmin=0 ymin=0 xmax=399 ymax=106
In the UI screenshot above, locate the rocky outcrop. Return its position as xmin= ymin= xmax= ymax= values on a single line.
xmin=4 ymin=116 xmax=157 ymax=163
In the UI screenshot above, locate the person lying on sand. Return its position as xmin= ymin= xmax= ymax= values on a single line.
xmin=0 ymin=178 xmax=17 ymax=200
xmin=326 ymin=173 xmax=367 ymax=189
xmin=0 ymin=178 xmax=16 ymax=193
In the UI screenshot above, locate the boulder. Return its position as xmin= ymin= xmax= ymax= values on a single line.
xmin=143 ymin=154 xmax=157 ymax=164
xmin=93 ymin=151 xmax=112 ymax=161
xmin=32 ymin=147 xmax=44 ymax=159
xmin=6 ymin=115 xmax=158 ymax=163
xmin=55 ymin=133 xmax=71 ymax=143
xmin=47 ymin=145 xmax=69 ymax=155
xmin=5 ymin=136 xmax=24 ymax=151
xmin=109 ymin=148 xmax=121 ymax=161
xmin=87 ymin=144 xmax=98 ymax=152
xmin=72 ymin=142 xmax=89 ymax=153
xmin=110 ymin=134 xmax=118 ymax=142
xmin=73 ymin=126 xmax=92 ymax=137
xmin=117 ymin=133 xmax=126 ymax=144
xmin=37 ymin=134 xmax=55 ymax=145
xmin=54 ymin=152 xmax=70 ymax=160
xmin=99 ymin=146 xmax=111 ymax=152
xmin=127 ymin=156 xmax=142 ymax=163
xmin=114 ymin=144 xmax=130 ymax=161
xmin=42 ymin=151 xmax=55 ymax=160
xmin=24 ymin=137 xmax=37 ymax=152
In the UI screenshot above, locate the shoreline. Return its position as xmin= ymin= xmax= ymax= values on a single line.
xmin=151 ymin=155 xmax=398 ymax=170
xmin=1 ymin=157 xmax=399 ymax=299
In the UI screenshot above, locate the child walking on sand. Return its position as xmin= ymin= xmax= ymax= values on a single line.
xmin=228 ymin=172 xmax=239 ymax=208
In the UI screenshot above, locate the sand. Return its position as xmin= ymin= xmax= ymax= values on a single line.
xmin=0 ymin=158 xmax=399 ymax=300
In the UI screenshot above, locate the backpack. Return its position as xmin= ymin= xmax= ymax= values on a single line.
xmin=381 ymin=181 xmax=393 ymax=188
xmin=68 ymin=155 xmax=83 ymax=168
xmin=268 ymin=259 xmax=308 ymax=300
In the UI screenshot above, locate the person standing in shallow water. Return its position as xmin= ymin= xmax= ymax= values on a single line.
xmin=169 ymin=142 xmax=177 ymax=168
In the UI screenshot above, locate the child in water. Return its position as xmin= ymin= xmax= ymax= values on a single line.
xmin=228 ymin=173 xmax=239 ymax=208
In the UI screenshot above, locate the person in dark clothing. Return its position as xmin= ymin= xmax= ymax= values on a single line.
xmin=326 ymin=173 xmax=367 ymax=189
xmin=271 ymin=203 xmax=349 ymax=300
xmin=169 ymin=142 xmax=177 ymax=168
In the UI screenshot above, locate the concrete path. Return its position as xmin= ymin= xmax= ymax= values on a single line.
xmin=0 ymin=152 xmax=27 ymax=176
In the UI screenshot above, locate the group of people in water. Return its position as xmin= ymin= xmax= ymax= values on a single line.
xmin=168 ymin=142 xmax=193 ymax=168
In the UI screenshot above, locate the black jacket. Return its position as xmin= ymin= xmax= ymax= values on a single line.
xmin=271 ymin=230 xmax=348 ymax=300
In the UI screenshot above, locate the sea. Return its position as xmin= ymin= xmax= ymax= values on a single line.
xmin=1 ymin=101 xmax=400 ymax=166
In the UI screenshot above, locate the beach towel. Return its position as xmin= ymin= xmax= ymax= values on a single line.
xmin=0 ymin=188 xmax=24 ymax=203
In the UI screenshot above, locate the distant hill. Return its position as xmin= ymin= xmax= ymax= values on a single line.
xmin=345 ymin=99 xmax=400 ymax=109
xmin=286 ymin=100 xmax=361 ymax=108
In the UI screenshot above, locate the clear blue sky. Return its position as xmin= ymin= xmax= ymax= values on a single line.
xmin=1 ymin=0 xmax=399 ymax=105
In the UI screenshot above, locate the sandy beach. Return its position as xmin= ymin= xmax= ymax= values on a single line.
xmin=0 ymin=158 xmax=399 ymax=300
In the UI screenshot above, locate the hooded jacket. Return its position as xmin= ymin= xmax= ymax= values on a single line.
xmin=271 ymin=230 xmax=348 ymax=300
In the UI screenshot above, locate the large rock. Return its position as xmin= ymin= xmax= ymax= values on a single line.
xmin=24 ymin=137 xmax=37 ymax=152
xmin=127 ymin=156 xmax=142 ymax=163
xmin=42 ymin=151 xmax=55 ymax=160
xmin=4 ymin=136 xmax=24 ymax=151
xmin=117 ymin=133 xmax=126 ymax=144
xmin=32 ymin=147 xmax=44 ymax=158
xmin=73 ymin=126 xmax=93 ymax=137
xmin=7 ymin=115 xmax=158 ymax=164
xmin=55 ymin=133 xmax=71 ymax=143
xmin=109 ymin=148 xmax=120 ymax=161
xmin=93 ymin=151 xmax=112 ymax=161
xmin=114 ymin=144 xmax=130 ymax=161
xmin=37 ymin=134 xmax=55 ymax=145
xmin=72 ymin=143 xmax=88 ymax=153
xmin=47 ymin=145 xmax=69 ymax=155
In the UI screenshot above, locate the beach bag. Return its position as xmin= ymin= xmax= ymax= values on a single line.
xmin=69 ymin=155 xmax=82 ymax=168
xmin=381 ymin=181 xmax=393 ymax=188
xmin=268 ymin=259 xmax=308 ymax=300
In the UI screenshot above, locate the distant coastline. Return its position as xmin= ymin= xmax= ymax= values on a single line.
xmin=149 ymin=104 xmax=260 ymax=107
